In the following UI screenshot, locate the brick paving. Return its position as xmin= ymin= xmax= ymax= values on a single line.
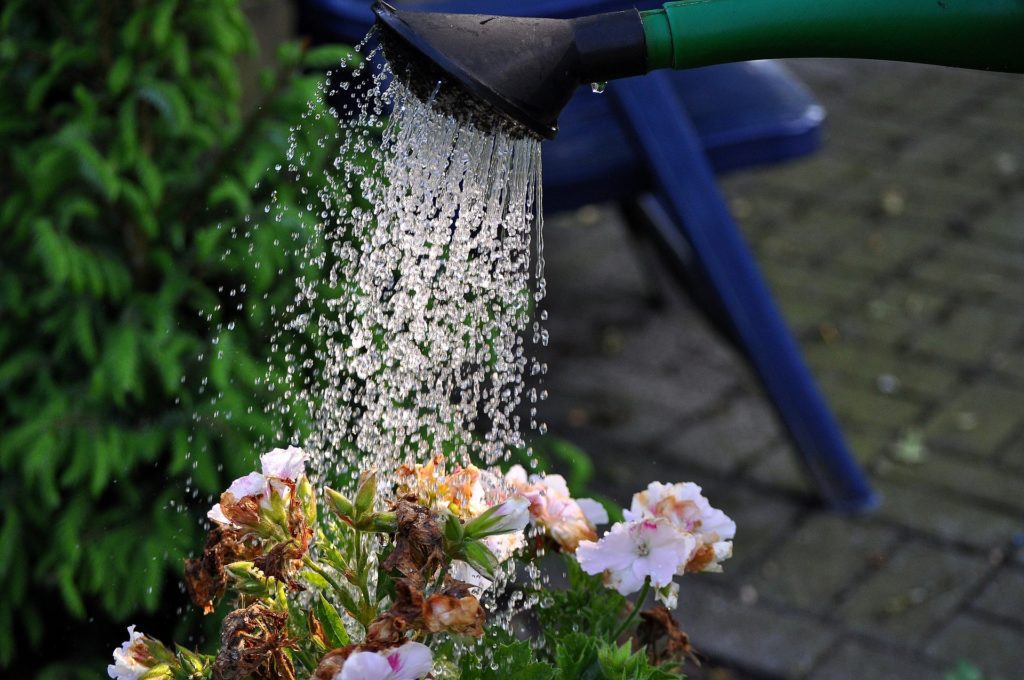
xmin=540 ymin=59 xmax=1024 ymax=679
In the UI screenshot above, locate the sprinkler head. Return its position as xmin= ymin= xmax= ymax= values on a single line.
xmin=372 ymin=1 xmax=648 ymax=139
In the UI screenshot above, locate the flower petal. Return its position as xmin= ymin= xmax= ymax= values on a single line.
xmin=576 ymin=523 xmax=636 ymax=575
xmin=226 ymin=471 xmax=267 ymax=499
xmin=339 ymin=651 xmax=393 ymax=680
xmin=576 ymin=498 xmax=609 ymax=527
xmin=206 ymin=503 xmax=231 ymax=525
xmin=387 ymin=641 xmax=433 ymax=680
xmin=260 ymin=446 xmax=308 ymax=481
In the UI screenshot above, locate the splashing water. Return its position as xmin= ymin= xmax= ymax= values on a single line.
xmin=199 ymin=36 xmax=549 ymax=498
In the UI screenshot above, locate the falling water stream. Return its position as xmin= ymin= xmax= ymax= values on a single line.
xmin=192 ymin=37 xmax=549 ymax=540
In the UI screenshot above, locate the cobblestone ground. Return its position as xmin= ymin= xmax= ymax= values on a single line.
xmin=539 ymin=60 xmax=1024 ymax=680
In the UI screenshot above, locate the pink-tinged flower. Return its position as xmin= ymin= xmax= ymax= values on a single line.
xmin=336 ymin=642 xmax=433 ymax=680
xmin=261 ymin=445 xmax=309 ymax=481
xmin=624 ymin=482 xmax=735 ymax=573
xmin=107 ymin=626 xmax=154 ymax=680
xmin=577 ymin=519 xmax=696 ymax=595
xmin=505 ymin=465 xmax=608 ymax=552
xmin=207 ymin=446 xmax=309 ymax=526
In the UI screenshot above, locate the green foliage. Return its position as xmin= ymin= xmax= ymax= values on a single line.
xmin=446 ymin=555 xmax=684 ymax=679
xmin=535 ymin=551 xmax=633 ymax=641
xmin=0 ymin=0 xmax=340 ymax=670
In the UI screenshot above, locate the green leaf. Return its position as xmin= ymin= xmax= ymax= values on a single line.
xmin=454 ymin=631 xmax=557 ymax=679
xmin=314 ymin=593 xmax=350 ymax=648
xmin=151 ymin=0 xmax=178 ymax=47
xmin=137 ymin=81 xmax=192 ymax=134
xmin=108 ymin=57 xmax=133 ymax=95
xmin=135 ymin=152 xmax=163 ymax=204
xmin=57 ymin=567 xmax=85 ymax=618
xmin=68 ymin=137 xmax=120 ymax=201
xmin=553 ymin=634 xmax=603 ymax=680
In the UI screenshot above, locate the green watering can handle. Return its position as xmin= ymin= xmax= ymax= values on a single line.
xmin=642 ymin=0 xmax=1024 ymax=73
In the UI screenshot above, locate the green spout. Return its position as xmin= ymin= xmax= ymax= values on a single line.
xmin=642 ymin=0 xmax=1024 ymax=73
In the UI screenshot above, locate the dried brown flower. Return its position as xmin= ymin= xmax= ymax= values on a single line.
xmin=637 ymin=605 xmax=700 ymax=667
xmin=218 ymin=491 xmax=262 ymax=527
xmin=213 ymin=603 xmax=294 ymax=680
xmin=312 ymin=647 xmax=355 ymax=680
xmin=423 ymin=580 xmax=485 ymax=637
xmin=365 ymin=579 xmax=424 ymax=647
xmin=363 ymin=577 xmax=485 ymax=643
xmin=185 ymin=525 xmax=261 ymax=614
xmin=381 ymin=495 xmax=445 ymax=588
xmin=253 ymin=541 xmax=306 ymax=592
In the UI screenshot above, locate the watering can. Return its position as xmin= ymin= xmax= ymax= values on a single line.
xmin=373 ymin=0 xmax=1024 ymax=137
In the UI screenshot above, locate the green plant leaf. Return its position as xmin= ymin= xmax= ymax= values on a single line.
xmin=313 ymin=594 xmax=350 ymax=648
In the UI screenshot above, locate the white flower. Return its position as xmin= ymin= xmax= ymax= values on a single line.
xmin=577 ymin=518 xmax=696 ymax=595
xmin=505 ymin=465 xmax=608 ymax=552
xmin=207 ymin=446 xmax=308 ymax=525
xmin=624 ymin=482 xmax=735 ymax=573
xmin=336 ymin=642 xmax=433 ymax=680
xmin=107 ymin=626 xmax=152 ymax=680
xmin=261 ymin=445 xmax=308 ymax=481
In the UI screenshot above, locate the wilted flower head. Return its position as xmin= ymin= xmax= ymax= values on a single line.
xmin=506 ymin=465 xmax=608 ymax=552
xmin=107 ymin=626 xmax=158 ymax=680
xmin=207 ymin=446 xmax=309 ymax=527
xmin=184 ymin=525 xmax=260 ymax=614
xmin=381 ymin=496 xmax=446 ymax=588
xmin=624 ymin=482 xmax=735 ymax=573
xmin=213 ymin=603 xmax=293 ymax=680
xmin=395 ymin=455 xmax=506 ymax=519
xmin=577 ymin=518 xmax=695 ymax=595
xmin=333 ymin=642 xmax=433 ymax=680
xmin=423 ymin=585 xmax=486 ymax=637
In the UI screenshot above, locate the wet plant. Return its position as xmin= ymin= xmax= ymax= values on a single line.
xmin=108 ymin=447 xmax=735 ymax=679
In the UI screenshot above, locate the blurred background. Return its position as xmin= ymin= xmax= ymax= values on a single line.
xmin=2 ymin=1 xmax=1023 ymax=678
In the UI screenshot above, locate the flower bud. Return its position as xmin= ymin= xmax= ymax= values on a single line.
xmin=138 ymin=664 xmax=174 ymax=679
xmin=442 ymin=512 xmax=464 ymax=547
xmin=354 ymin=469 xmax=378 ymax=518
xmin=175 ymin=645 xmax=210 ymax=676
xmin=297 ymin=475 xmax=317 ymax=526
xmin=324 ymin=487 xmax=355 ymax=520
xmin=463 ymin=496 xmax=530 ymax=540
xmin=225 ymin=561 xmax=275 ymax=597
xmin=460 ymin=540 xmax=499 ymax=581
xmin=367 ymin=511 xmax=398 ymax=533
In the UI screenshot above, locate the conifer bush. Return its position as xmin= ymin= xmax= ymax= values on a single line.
xmin=0 ymin=0 xmax=348 ymax=671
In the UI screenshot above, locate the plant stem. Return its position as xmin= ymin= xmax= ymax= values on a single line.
xmin=302 ymin=555 xmax=347 ymax=600
xmin=431 ymin=556 xmax=449 ymax=593
xmin=353 ymin=531 xmax=372 ymax=608
xmin=611 ymin=578 xmax=650 ymax=641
